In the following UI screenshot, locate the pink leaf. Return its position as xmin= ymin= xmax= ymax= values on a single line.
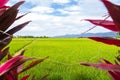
xmin=80 ymin=62 xmax=120 ymax=71
xmin=80 ymin=58 xmax=120 ymax=80
xmin=17 ymin=64 xmax=24 ymax=73
xmin=85 ymin=19 xmax=119 ymax=32
xmin=0 ymin=0 xmax=8 ymax=8
xmin=101 ymin=0 xmax=120 ymax=31
xmin=0 ymin=56 xmax=23 ymax=76
xmin=89 ymin=37 xmax=120 ymax=46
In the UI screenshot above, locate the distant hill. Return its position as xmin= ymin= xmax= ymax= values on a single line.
xmin=54 ymin=32 xmax=117 ymax=38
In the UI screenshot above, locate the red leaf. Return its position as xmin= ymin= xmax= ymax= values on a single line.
xmin=85 ymin=19 xmax=119 ymax=32
xmin=0 ymin=7 xmax=8 ymax=16
xmin=89 ymin=37 xmax=120 ymax=46
xmin=6 ymin=74 xmax=13 ymax=80
xmin=0 ymin=1 xmax=25 ymax=32
xmin=21 ymin=75 xmax=30 ymax=80
xmin=0 ymin=47 xmax=9 ymax=61
xmin=0 ymin=21 xmax=31 ymax=40
xmin=1 ymin=6 xmax=10 ymax=9
xmin=20 ymin=56 xmax=48 ymax=73
xmin=7 ymin=69 xmax=18 ymax=80
xmin=101 ymin=0 xmax=120 ymax=31
xmin=108 ymin=71 xmax=120 ymax=80
xmin=80 ymin=59 xmax=120 ymax=80
xmin=16 ymin=12 xmax=30 ymax=20
xmin=0 ymin=0 xmax=8 ymax=8
xmin=80 ymin=62 xmax=120 ymax=71
xmin=6 ymin=21 xmax=31 ymax=35
xmin=0 ymin=10 xmax=18 ymax=31
xmin=0 ymin=37 xmax=12 ymax=49
xmin=0 ymin=56 xmax=23 ymax=76
xmin=102 ymin=58 xmax=112 ymax=64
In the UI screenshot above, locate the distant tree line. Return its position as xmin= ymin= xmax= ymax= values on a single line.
xmin=14 ymin=35 xmax=49 ymax=38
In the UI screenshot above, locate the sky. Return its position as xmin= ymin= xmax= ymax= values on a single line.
xmin=7 ymin=0 xmax=120 ymax=37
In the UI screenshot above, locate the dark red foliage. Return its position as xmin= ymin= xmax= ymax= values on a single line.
xmin=108 ymin=71 xmax=120 ymax=80
xmin=101 ymin=0 xmax=120 ymax=31
xmin=89 ymin=37 xmax=120 ymax=46
xmin=81 ymin=1 xmax=120 ymax=80
xmin=21 ymin=75 xmax=30 ymax=80
xmin=85 ymin=19 xmax=119 ymax=32
xmin=80 ymin=59 xmax=120 ymax=80
xmin=0 ymin=1 xmax=48 ymax=80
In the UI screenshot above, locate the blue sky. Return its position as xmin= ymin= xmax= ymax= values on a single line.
xmin=8 ymin=0 xmax=120 ymax=37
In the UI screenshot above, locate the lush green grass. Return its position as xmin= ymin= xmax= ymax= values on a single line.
xmin=8 ymin=38 xmax=119 ymax=80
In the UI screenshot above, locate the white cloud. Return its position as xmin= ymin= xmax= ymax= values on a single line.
xmin=58 ymin=9 xmax=81 ymax=15
xmin=26 ymin=0 xmax=52 ymax=7
xmin=53 ymin=0 xmax=70 ymax=4
xmin=68 ymin=6 xmax=82 ymax=11
xmin=8 ymin=0 xmax=53 ymax=8
xmin=58 ymin=5 xmax=82 ymax=15
xmin=30 ymin=6 xmax=54 ymax=14
xmin=109 ymin=0 xmax=120 ymax=4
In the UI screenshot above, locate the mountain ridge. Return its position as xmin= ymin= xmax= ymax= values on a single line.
xmin=54 ymin=32 xmax=117 ymax=38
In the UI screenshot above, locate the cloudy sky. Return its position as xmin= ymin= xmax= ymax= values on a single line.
xmin=7 ymin=0 xmax=120 ymax=37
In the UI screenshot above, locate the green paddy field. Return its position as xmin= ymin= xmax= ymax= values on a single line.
xmin=8 ymin=38 xmax=119 ymax=80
